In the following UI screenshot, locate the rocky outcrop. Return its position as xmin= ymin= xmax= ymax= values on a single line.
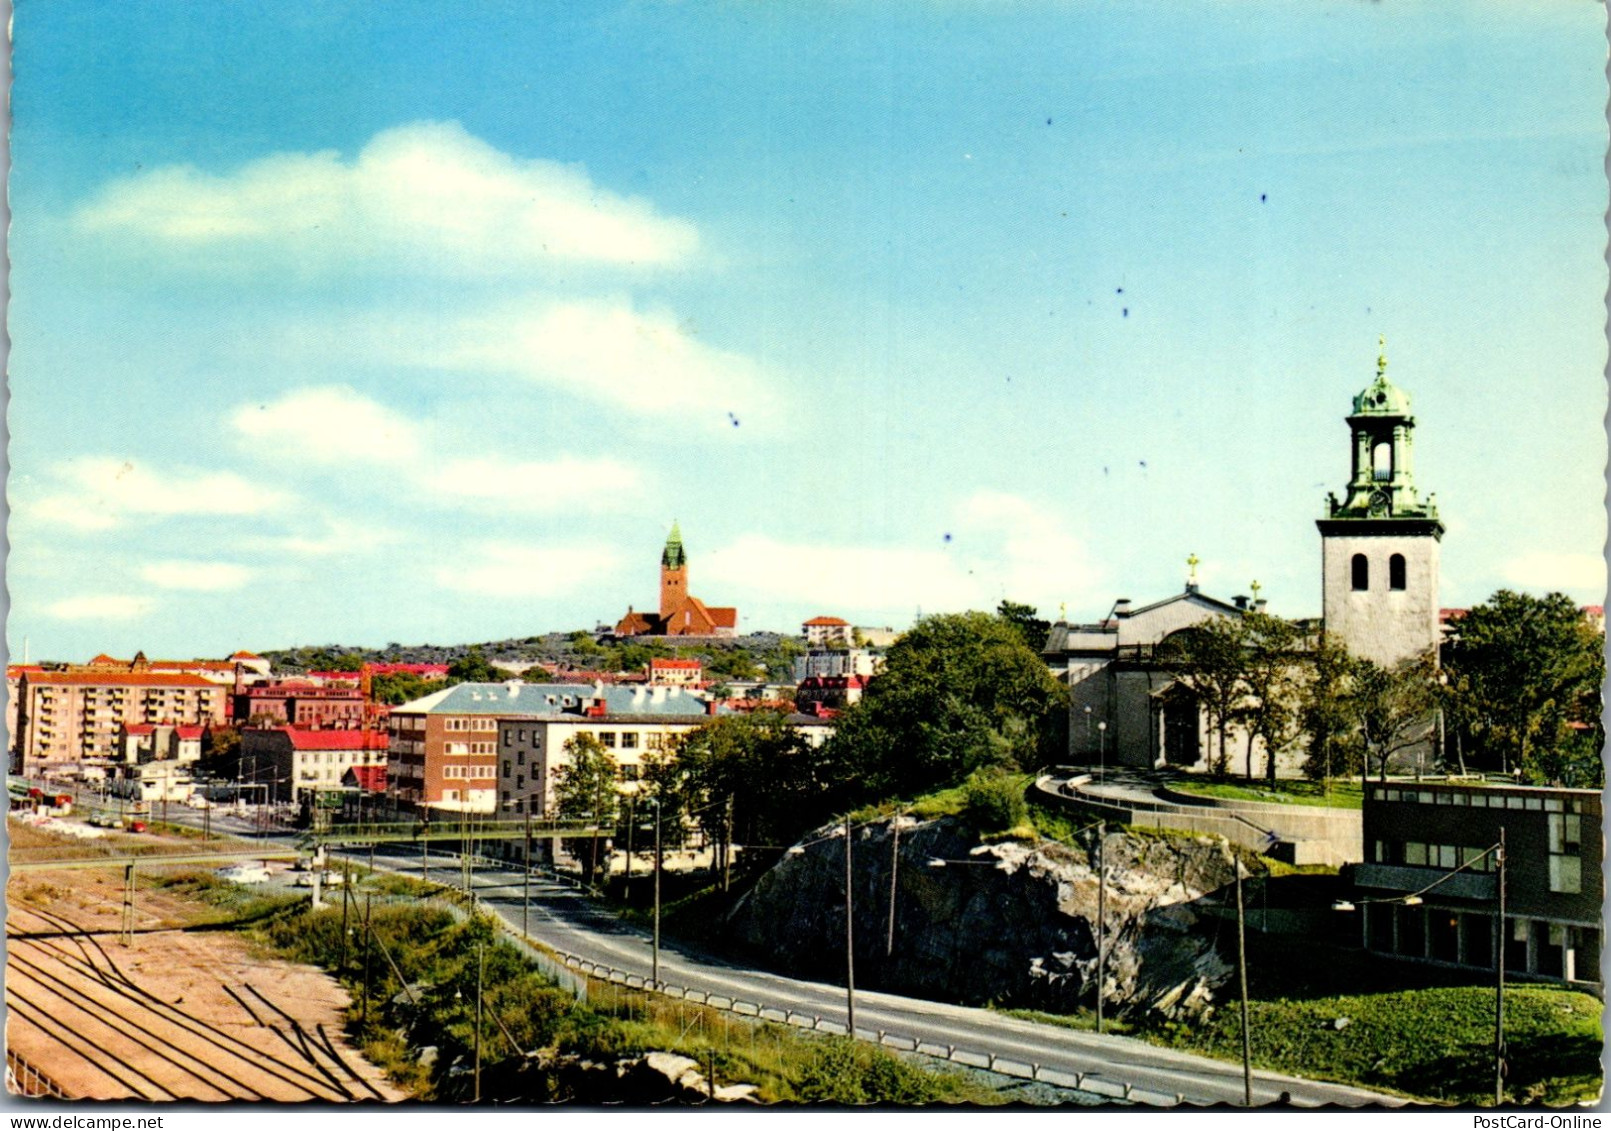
xmin=726 ymin=817 xmax=1241 ymax=1021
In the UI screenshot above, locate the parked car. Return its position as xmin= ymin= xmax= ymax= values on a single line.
xmin=217 ymin=864 xmax=272 ymax=884
xmin=292 ymin=870 xmax=344 ymax=888
xmin=87 ymin=812 xmax=119 ymax=829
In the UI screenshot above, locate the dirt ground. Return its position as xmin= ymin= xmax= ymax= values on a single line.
xmin=6 ymin=822 xmax=406 ymax=1103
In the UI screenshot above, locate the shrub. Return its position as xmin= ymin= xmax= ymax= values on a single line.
xmin=962 ymin=769 xmax=1028 ymax=834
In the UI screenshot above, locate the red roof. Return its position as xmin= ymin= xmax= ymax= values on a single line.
xmin=174 ymin=726 xmax=205 ymax=740
xmin=650 ymin=658 xmax=704 ymax=670
xmin=1582 ymin=605 xmax=1603 ymax=616
xmin=345 ymin=765 xmax=388 ymax=792
xmin=231 ymin=650 xmax=262 ymax=660
xmin=363 ymin=662 xmax=450 ymax=677
xmin=124 ymin=724 xmax=156 ymax=736
xmin=273 ymin=727 xmax=390 ymax=752
xmin=803 ymin=616 xmax=850 ymax=627
xmin=27 ymin=671 xmax=218 ymax=689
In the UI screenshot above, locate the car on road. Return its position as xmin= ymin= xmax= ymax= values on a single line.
xmin=292 ymin=870 xmax=344 ymax=888
xmin=217 ymin=864 xmax=272 ymax=884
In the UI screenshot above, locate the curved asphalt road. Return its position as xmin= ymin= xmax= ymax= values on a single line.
xmin=351 ymin=844 xmax=1403 ymax=1109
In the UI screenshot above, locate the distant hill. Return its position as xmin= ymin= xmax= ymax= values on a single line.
xmin=258 ymin=630 xmax=806 ymax=682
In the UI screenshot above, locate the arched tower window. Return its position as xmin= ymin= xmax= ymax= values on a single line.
xmin=1372 ymin=441 xmax=1393 ymax=481
xmin=1389 ymin=554 xmax=1407 ymax=591
xmin=1351 ymin=553 xmax=1369 ymax=591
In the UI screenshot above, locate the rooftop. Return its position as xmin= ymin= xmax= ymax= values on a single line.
xmin=393 ymin=681 xmax=725 ymax=720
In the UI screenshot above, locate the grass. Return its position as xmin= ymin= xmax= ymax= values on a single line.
xmin=1167 ymin=777 xmax=1365 ymax=810
xmin=1142 ymin=984 xmax=1601 ymax=1106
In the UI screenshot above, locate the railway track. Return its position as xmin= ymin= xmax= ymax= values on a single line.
xmin=6 ymin=900 xmax=385 ymax=1102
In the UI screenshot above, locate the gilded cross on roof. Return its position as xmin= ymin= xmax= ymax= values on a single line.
xmin=1250 ymin=580 xmax=1262 ymax=602
xmin=1186 ymin=553 xmax=1200 ymax=583
xmin=1377 ymin=335 xmax=1387 ymax=377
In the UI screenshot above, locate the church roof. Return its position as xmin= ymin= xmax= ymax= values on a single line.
xmin=1351 ymin=344 xmax=1412 ymax=417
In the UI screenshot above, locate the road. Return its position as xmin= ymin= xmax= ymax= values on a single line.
xmin=348 ymin=843 xmax=1402 ymax=1108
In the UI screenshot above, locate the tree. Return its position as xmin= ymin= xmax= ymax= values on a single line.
xmin=825 ymin=611 xmax=1067 ymax=802
xmin=1234 ymin=613 xmax=1305 ymax=784
xmin=1299 ymin=632 xmax=1364 ymax=787
xmin=1158 ymin=616 xmax=1247 ymax=775
xmin=1349 ymin=652 xmax=1439 ymax=782
xmin=552 ymin=734 xmax=619 ymax=884
xmin=370 ymin=671 xmax=447 ymax=705
xmin=448 ymin=647 xmax=502 ymax=683
xmin=997 ymin=599 xmax=1051 ymax=654
xmin=1445 ymin=590 xmax=1604 ymax=784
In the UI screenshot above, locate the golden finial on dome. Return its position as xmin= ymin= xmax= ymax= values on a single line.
xmin=1377 ymin=334 xmax=1387 ymax=377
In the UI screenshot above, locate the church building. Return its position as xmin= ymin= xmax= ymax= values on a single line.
xmin=614 ymin=523 xmax=739 ymax=638
xmin=1045 ymin=343 xmax=1443 ymax=772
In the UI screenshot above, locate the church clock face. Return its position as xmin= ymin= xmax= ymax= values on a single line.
xmin=1368 ymin=489 xmax=1389 ymax=516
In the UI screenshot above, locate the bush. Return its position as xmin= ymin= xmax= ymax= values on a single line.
xmin=792 ymin=1036 xmax=948 ymax=1104
xmin=962 ymin=770 xmax=1028 ymax=834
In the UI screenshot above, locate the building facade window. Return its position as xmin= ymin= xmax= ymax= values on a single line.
xmin=1549 ymin=812 xmax=1583 ymax=893
xmin=1351 ymin=553 xmax=1369 ymax=591
xmin=1389 ymin=553 xmax=1407 ymax=590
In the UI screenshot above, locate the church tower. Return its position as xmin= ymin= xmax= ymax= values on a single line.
xmin=1316 ymin=341 xmax=1444 ymax=666
xmin=659 ymin=521 xmax=688 ymax=620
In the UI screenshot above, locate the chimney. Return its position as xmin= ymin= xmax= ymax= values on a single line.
xmin=1234 ymin=595 xmax=1249 ymax=610
xmin=1254 ymin=599 xmax=1268 ymax=612
xmin=1112 ymin=599 xmax=1132 ymax=618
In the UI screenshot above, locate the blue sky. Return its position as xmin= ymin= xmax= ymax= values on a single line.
xmin=8 ymin=1 xmax=1607 ymax=661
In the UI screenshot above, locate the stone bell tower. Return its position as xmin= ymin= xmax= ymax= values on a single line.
xmin=1316 ymin=340 xmax=1444 ymax=666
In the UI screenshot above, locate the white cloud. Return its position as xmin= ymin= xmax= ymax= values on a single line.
xmin=74 ymin=121 xmax=698 ymax=272
xmin=232 ymin=386 xmax=422 ymax=464
xmin=704 ymin=492 xmax=1102 ymax=616
xmin=139 ymin=560 xmax=253 ymax=592
xmin=1500 ymin=551 xmax=1607 ymax=595
xmin=240 ymin=517 xmax=405 ymax=560
xmin=435 ymin=543 xmax=622 ymax=598
xmin=397 ymin=297 xmax=777 ymax=425
xmin=45 ymin=595 xmax=155 ymax=621
xmin=432 ymin=456 xmax=643 ymax=505
xmin=24 ymin=458 xmax=290 ymax=529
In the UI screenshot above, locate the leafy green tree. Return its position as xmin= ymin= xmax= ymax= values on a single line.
xmin=826 ymin=611 xmax=1067 ymax=801
xmin=1349 ymin=652 xmax=1439 ymax=782
xmin=447 ymin=647 xmax=502 ymax=683
xmin=1158 ymin=616 xmax=1247 ymax=775
xmin=996 ymin=599 xmax=1051 ymax=653
xmin=1234 ymin=612 xmax=1305 ymax=784
xmin=330 ymin=651 xmax=368 ymax=672
xmin=675 ymin=713 xmax=835 ymax=884
xmin=1445 ymin=590 xmax=1604 ymax=784
xmin=1299 ymin=632 xmax=1364 ymax=786
xmin=370 ymin=671 xmax=447 ymax=705
xmin=553 ymin=734 xmax=620 ymax=883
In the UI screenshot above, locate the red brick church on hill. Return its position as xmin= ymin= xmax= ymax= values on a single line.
xmin=614 ymin=523 xmax=739 ymax=638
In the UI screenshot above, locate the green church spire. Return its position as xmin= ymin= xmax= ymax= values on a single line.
xmin=662 ymin=521 xmax=687 ymax=569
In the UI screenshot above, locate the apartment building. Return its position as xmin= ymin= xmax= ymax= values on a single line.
xmin=240 ymin=726 xmax=390 ymax=803
xmin=1350 ymin=779 xmax=1602 ymax=988
xmin=15 ymin=668 xmax=227 ymax=771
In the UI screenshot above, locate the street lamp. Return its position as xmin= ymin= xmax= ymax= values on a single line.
xmin=1333 ymin=829 xmax=1507 ymax=1106
xmin=1084 ymin=706 xmax=1093 ymax=763
xmin=788 ymin=820 xmax=855 ymax=1038
xmin=1097 ymin=721 xmax=1108 ymax=782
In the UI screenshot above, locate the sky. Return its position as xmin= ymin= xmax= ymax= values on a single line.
xmin=7 ymin=1 xmax=1607 ymax=662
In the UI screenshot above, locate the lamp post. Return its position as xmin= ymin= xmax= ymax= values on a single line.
xmin=651 ymin=794 xmax=663 ymax=990
xmin=1084 ymin=706 xmax=1093 ymax=763
xmin=1097 ymin=721 xmax=1108 ymax=782
xmin=1235 ymin=861 xmax=1252 ymax=1107
xmin=788 ymin=820 xmax=856 ymax=1038
xmin=1333 ymin=829 xmax=1507 ymax=1106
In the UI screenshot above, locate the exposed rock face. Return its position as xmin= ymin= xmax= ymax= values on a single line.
xmin=726 ymin=817 xmax=1239 ymax=1021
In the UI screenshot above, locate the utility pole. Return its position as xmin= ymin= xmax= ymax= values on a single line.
xmin=1236 ymin=863 xmax=1252 ymax=1107
xmin=473 ymin=940 xmax=484 ymax=1103
xmin=886 ymin=817 xmax=901 ymax=957
xmin=1095 ymin=822 xmax=1106 ymax=1035
xmin=523 ymin=813 xmax=532 ymax=938
xmin=1495 ymin=826 xmax=1507 ymax=1107
xmin=360 ymin=894 xmax=373 ymax=1025
xmin=652 ymin=797 xmax=663 ymax=989
xmin=844 ymin=819 xmax=856 ymax=1039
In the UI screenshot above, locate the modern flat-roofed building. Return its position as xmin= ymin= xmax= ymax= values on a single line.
xmin=1351 ymin=779 xmax=1601 ymax=988
xmin=15 ymin=667 xmax=227 ymax=771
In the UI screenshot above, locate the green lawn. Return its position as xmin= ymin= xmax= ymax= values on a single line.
xmin=1145 ymin=984 xmax=1601 ymax=1107
xmin=1168 ymin=777 xmax=1365 ymax=810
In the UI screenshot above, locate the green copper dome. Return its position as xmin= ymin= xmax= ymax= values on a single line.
xmin=1352 ymin=373 xmax=1412 ymax=417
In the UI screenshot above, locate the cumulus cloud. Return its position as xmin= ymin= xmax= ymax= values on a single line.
xmin=45 ymin=595 xmax=155 ymax=621
xmin=139 ymin=560 xmax=253 ymax=592
xmin=22 ymin=458 xmax=290 ymax=529
xmin=380 ymin=297 xmax=778 ymax=426
xmin=434 ymin=542 xmax=621 ymax=598
xmin=239 ymin=517 xmax=405 ymax=560
xmin=704 ymin=492 xmax=1102 ymax=616
xmin=74 ymin=121 xmax=698 ymax=272
xmin=232 ymin=386 xmax=423 ymax=464
xmin=432 ymin=456 xmax=644 ymax=505
xmin=1500 ymin=551 xmax=1607 ymax=595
